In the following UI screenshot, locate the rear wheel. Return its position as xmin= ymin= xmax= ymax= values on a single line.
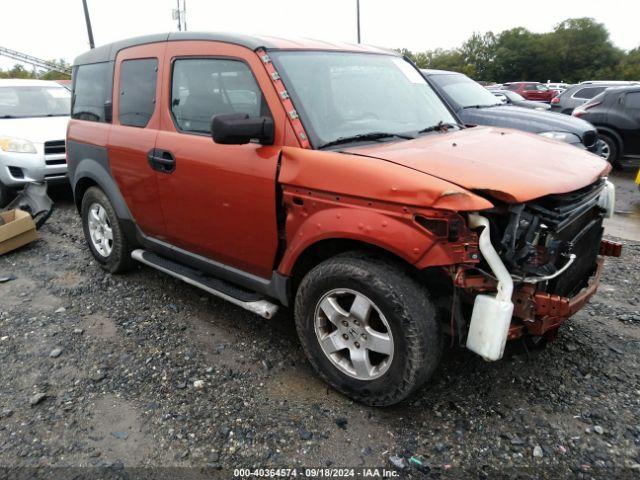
xmin=81 ymin=187 xmax=133 ymax=273
xmin=598 ymin=133 xmax=619 ymax=164
xmin=294 ymin=253 xmax=442 ymax=406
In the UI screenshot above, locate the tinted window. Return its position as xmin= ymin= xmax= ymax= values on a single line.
xmin=72 ymin=62 xmax=113 ymax=122
xmin=171 ymin=58 xmax=268 ymax=134
xmin=625 ymin=91 xmax=640 ymax=109
xmin=429 ymin=73 xmax=501 ymax=109
xmin=119 ymin=58 xmax=158 ymax=128
xmin=573 ymin=87 xmax=605 ymax=99
xmin=524 ymin=84 xmax=537 ymax=91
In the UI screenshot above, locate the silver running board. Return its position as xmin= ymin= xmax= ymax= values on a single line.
xmin=131 ymin=249 xmax=279 ymax=319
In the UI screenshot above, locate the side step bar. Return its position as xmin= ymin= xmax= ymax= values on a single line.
xmin=131 ymin=249 xmax=279 ymax=319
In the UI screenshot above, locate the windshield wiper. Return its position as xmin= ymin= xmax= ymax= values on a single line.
xmin=317 ymin=132 xmax=414 ymax=150
xmin=1 ymin=115 xmax=16 ymax=118
xmin=417 ymin=121 xmax=460 ymax=134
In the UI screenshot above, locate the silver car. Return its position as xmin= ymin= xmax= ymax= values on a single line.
xmin=0 ymin=79 xmax=70 ymax=205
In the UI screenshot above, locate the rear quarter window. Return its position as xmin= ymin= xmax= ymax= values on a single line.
xmin=72 ymin=62 xmax=113 ymax=122
xmin=573 ymin=87 xmax=605 ymax=100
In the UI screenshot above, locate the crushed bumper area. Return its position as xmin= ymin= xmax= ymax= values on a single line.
xmin=509 ymin=257 xmax=604 ymax=339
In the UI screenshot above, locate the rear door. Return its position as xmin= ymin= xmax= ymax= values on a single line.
xmin=108 ymin=43 xmax=166 ymax=238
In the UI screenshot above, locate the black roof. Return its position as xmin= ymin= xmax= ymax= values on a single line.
xmin=74 ymin=32 xmax=288 ymax=66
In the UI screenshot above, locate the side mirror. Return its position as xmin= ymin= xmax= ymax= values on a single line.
xmin=211 ymin=113 xmax=274 ymax=145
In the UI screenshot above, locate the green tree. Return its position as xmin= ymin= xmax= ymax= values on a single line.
xmin=41 ymin=59 xmax=72 ymax=80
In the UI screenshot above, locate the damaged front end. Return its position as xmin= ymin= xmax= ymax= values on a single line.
xmin=454 ymin=178 xmax=621 ymax=360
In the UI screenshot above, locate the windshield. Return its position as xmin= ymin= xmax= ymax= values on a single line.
xmin=0 ymin=86 xmax=70 ymax=118
xmin=270 ymin=52 xmax=457 ymax=148
xmin=429 ymin=73 xmax=501 ymax=109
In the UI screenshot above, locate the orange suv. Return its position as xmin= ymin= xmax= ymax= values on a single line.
xmin=67 ymin=33 xmax=619 ymax=405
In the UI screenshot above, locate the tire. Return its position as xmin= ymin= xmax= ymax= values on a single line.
xmin=81 ymin=186 xmax=133 ymax=273
xmin=294 ymin=252 xmax=442 ymax=406
xmin=598 ymin=133 xmax=619 ymax=164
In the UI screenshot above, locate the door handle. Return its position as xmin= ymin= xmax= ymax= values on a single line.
xmin=147 ymin=149 xmax=176 ymax=173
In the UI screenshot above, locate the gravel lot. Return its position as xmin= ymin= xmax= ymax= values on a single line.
xmin=0 ymin=180 xmax=639 ymax=479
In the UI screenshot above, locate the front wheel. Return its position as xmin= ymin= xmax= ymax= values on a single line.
xmin=294 ymin=253 xmax=442 ymax=406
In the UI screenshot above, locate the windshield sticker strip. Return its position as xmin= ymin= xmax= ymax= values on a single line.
xmin=256 ymin=48 xmax=311 ymax=149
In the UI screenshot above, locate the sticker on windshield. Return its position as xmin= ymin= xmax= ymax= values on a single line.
xmin=391 ymin=58 xmax=426 ymax=84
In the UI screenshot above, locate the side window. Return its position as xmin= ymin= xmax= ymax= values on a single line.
xmin=72 ymin=62 xmax=113 ymax=122
xmin=119 ymin=58 xmax=158 ymax=128
xmin=536 ymin=84 xmax=548 ymax=91
xmin=524 ymin=84 xmax=536 ymax=91
xmin=624 ymin=91 xmax=640 ymax=109
xmin=574 ymin=87 xmax=604 ymax=99
xmin=171 ymin=58 xmax=269 ymax=134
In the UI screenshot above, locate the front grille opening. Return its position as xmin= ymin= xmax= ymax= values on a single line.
xmin=8 ymin=166 xmax=24 ymax=178
xmin=44 ymin=140 xmax=66 ymax=155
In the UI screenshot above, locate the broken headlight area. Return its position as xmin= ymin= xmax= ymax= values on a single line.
xmin=449 ymin=178 xmax=621 ymax=347
xmin=480 ymin=178 xmax=609 ymax=297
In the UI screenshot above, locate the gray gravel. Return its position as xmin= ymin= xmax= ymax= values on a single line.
xmin=0 ymin=186 xmax=639 ymax=479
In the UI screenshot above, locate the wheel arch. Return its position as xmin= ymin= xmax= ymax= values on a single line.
xmin=596 ymin=126 xmax=624 ymax=153
xmin=284 ymin=237 xmax=424 ymax=296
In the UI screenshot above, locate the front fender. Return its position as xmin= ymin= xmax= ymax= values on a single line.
xmin=277 ymin=189 xmax=477 ymax=276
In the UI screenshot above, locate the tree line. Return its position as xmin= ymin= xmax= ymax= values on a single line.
xmin=0 ymin=59 xmax=70 ymax=80
xmin=400 ymin=18 xmax=639 ymax=83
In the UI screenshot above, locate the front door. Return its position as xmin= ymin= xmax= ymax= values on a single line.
xmin=154 ymin=41 xmax=284 ymax=279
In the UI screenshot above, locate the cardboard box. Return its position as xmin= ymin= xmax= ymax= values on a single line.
xmin=0 ymin=209 xmax=37 ymax=255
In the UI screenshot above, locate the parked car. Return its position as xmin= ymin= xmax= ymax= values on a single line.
xmin=68 ymin=33 xmax=617 ymax=406
xmin=0 ymin=79 xmax=70 ymax=205
xmin=573 ymin=86 xmax=640 ymax=166
xmin=490 ymin=89 xmax=551 ymax=111
xmin=421 ymin=69 xmax=599 ymax=152
xmin=545 ymin=82 xmax=570 ymax=93
xmin=504 ymin=82 xmax=558 ymax=102
xmin=551 ymin=81 xmax=639 ymax=115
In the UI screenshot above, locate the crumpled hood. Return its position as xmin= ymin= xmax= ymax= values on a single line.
xmin=346 ymin=126 xmax=610 ymax=203
xmin=0 ymin=116 xmax=69 ymax=144
xmin=458 ymin=105 xmax=595 ymax=139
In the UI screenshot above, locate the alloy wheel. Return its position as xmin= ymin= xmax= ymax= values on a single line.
xmin=314 ymin=288 xmax=394 ymax=380
xmin=87 ymin=203 xmax=114 ymax=257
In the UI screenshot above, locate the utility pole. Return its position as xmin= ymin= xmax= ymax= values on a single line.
xmin=81 ymin=0 xmax=95 ymax=49
xmin=173 ymin=0 xmax=187 ymax=31
xmin=356 ymin=0 xmax=361 ymax=43
xmin=175 ymin=0 xmax=182 ymax=31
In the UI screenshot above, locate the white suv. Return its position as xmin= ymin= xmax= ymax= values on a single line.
xmin=0 ymin=79 xmax=70 ymax=205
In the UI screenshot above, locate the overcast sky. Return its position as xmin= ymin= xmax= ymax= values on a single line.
xmin=0 ymin=0 xmax=637 ymax=69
